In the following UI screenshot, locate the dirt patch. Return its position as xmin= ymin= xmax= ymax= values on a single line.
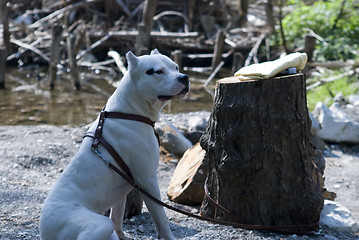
xmin=0 ymin=125 xmax=358 ymax=239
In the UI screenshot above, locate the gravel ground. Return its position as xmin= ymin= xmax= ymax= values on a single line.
xmin=0 ymin=125 xmax=358 ymax=239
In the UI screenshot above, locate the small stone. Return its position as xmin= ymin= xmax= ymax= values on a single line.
xmin=319 ymin=200 xmax=358 ymax=233
xmin=312 ymin=102 xmax=359 ymax=143
xmin=138 ymin=225 xmax=144 ymax=233
xmin=155 ymin=124 xmax=192 ymax=157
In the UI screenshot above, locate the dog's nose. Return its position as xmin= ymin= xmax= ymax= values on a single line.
xmin=178 ymin=74 xmax=189 ymax=88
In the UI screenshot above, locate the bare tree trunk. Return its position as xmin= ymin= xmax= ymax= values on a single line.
xmin=200 ymin=74 xmax=323 ymax=233
xmin=49 ymin=25 xmax=63 ymax=90
xmin=0 ymin=47 xmax=6 ymax=89
xmin=238 ymin=0 xmax=248 ymax=26
xmin=135 ymin=0 xmax=158 ymax=55
xmin=1 ymin=0 xmax=12 ymax=56
xmin=265 ymin=0 xmax=276 ymax=34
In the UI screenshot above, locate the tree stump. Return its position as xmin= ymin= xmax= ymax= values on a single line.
xmin=200 ymin=74 xmax=323 ymax=232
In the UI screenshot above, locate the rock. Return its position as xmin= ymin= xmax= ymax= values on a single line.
xmin=186 ymin=115 xmax=209 ymax=144
xmin=167 ymin=143 xmax=207 ymax=205
xmin=309 ymin=111 xmax=320 ymax=135
xmin=312 ymin=102 xmax=359 ymax=143
xmin=309 ymin=110 xmax=327 ymax=150
xmin=155 ymin=124 xmax=193 ymax=158
xmin=158 ymin=112 xmax=211 ymax=144
xmin=348 ymin=94 xmax=359 ymax=106
xmin=138 ymin=225 xmax=145 ymax=233
xmin=319 ymin=200 xmax=358 ymax=233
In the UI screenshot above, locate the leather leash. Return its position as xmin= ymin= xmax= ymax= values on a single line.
xmin=84 ymin=108 xmax=319 ymax=234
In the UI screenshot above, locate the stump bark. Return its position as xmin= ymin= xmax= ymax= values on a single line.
xmin=200 ymin=74 xmax=323 ymax=232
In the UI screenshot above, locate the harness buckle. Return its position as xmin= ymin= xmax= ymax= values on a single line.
xmin=91 ymin=147 xmax=111 ymax=167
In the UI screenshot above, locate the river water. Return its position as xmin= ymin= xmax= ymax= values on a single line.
xmin=0 ymin=67 xmax=217 ymax=125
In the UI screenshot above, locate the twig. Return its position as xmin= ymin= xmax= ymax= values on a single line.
xmin=107 ymin=50 xmax=127 ymax=76
xmin=307 ymin=60 xmax=359 ymax=68
xmin=244 ymin=33 xmax=266 ymax=66
xmin=332 ymin=0 xmax=347 ymax=31
xmin=304 ymin=28 xmax=328 ymax=46
xmin=278 ymin=0 xmax=289 ymax=53
xmin=76 ymin=33 xmax=112 ymax=60
xmin=306 ymin=68 xmax=357 ymax=90
xmin=204 ymin=48 xmax=235 ymax=86
xmin=7 ymin=37 xmax=43 ymax=61
xmin=10 ymin=39 xmax=50 ymax=62
xmin=29 ymin=0 xmax=97 ymax=29
xmin=115 ymin=0 xmax=131 ymax=16
xmin=204 ymin=61 xmax=225 ymax=87
xmin=78 ymin=59 xmax=115 ymax=68
xmin=153 ymin=11 xmax=191 ymax=32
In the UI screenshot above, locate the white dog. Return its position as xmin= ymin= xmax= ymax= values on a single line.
xmin=40 ymin=49 xmax=190 ymax=240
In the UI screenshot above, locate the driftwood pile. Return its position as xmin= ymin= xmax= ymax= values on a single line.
xmin=0 ymin=0 xmax=275 ymax=89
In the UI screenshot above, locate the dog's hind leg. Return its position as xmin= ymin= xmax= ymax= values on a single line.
xmin=111 ymin=197 xmax=132 ymax=240
xmin=71 ymin=210 xmax=115 ymax=240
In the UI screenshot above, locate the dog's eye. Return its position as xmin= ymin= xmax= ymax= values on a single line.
xmin=146 ymin=68 xmax=155 ymax=75
xmin=175 ymin=65 xmax=179 ymax=71
xmin=146 ymin=69 xmax=163 ymax=75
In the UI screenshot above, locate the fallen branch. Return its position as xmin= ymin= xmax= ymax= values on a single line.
xmin=107 ymin=50 xmax=127 ymax=76
xmin=89 ymin=30 xmax=199 ymax=39
xmin=244 ymin=32 xmax=266 ymax=66
xmin=29 ymin=0 xmax=98 ymax=29
xmin=204 ymin=48 xmax=235 ymax=87
xmin=7 ymin=37 xmax=43 ymax=61
xmin=76 ymin=33 xmax=112 ymax=61
xmin=78 ymin=59 xmax=115 ymax=68
xmin=10 ymin=39 xmax=50 ymax=62
xmin=307 ymin=60 xmax=359 ymax=68
xmin=304 ymin=28 xmax=328 ymax=46
xmin=153 ymin=11 xmax=191 ymax=33
xmin=203 ymin=60 xmax=225 ymax=87
xmin=306 ymin=68 xmax=358 ymax=90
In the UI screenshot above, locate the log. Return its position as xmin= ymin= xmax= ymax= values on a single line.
xmin=0 ymin=46 xmax=5 ymax=89
xmin=105 ymin=0 xmax=121 ymax=26
xmin=232 ymin=52 xmax=244 ymax=76
xmin=265 ymin=0 xmax=275 ymax=34
xmin=10 ymin=39 xmax=50 ymax=62
xmin=135 ymin=0 xmax=158 ymax=55
xmin=167 ymin=143 xmax=208 ymax=205
xmin=49 ymin=24 xmax=63 ymax=90
xmin=66 ymin=34 xmax=81 ymax=90
xmin=200 ymin=74 xmax=323 ymax=233
xmin=304 ymin=35 xmax=316 ymax=63
xmin=211 ymin=30 xmax=225 ymax=70
xmin=90 ymin=30 xmax=199 ymax=39
xmin=238 ymin=0 xmax=248 ymax=25
xmin=1 ymin=0 xmax=11 ymax=56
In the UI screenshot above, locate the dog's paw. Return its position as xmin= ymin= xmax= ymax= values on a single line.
xmin=157 ymin=234 xmax=176 ymax=240
xmin=117 ymin=231 xmax=132 ymax=240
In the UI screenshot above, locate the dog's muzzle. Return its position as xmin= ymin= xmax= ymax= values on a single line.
xmin=158 ymin=74 xmax=190 ymax=101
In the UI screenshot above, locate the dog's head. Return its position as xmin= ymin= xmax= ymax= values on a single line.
xmin=125 ymin=49 xmax=190 ymax=103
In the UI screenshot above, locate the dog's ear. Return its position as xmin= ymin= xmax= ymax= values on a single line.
xmin=126 ymin=51 xmax=138 ymax=68
xmin=150 ymin=49 xmax=160 ymax=55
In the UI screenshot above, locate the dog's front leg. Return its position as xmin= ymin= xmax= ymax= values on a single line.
xmin=141 ymin=179 xmax=175 ymax=240
xmin=111 ymin=198 xmax=132 ymax=240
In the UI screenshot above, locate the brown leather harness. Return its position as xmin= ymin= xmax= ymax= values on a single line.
xmin=84 ymin=108 xmax=319 ymax=234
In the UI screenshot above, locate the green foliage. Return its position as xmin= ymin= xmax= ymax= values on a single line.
xmin=281 ymin=0 xmax=359 ymax=61
xmin=306 ymin=72 xmax=359 ymax=111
